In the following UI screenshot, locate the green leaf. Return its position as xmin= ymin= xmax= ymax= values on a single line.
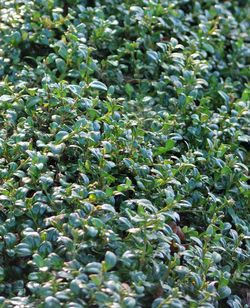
xmin=202 ymin=42 xmax=214 ymax=54
xmin=44 ymin=296 xmax=61 ymax=308
xmin=98 ymin=204 xmax=116 ymax=214
xmin=147 ymin=50 xmax=159 ymax=62
xmin=68 ymin=84 xmax=82 ymax=96
xmin=58 ymin=46 xmax=68 ymax=60
xmin=27 ymin=96 xmax=41 ymax=108
xmin=94 ymin=291 xmax=109 ymax=303
xmin=218 ymin=286 xmax=231 ymax=299
xmin=56 ymin=58 xmax=66 ymax=73
xmin=0 ymin=95 xmax=14 ymax=102
xmin=85 ymin=262 xmax=102 ymax=274
xmin=55 ymin=130 xmax=69 ymax=142
xmin=48 ymin=143 xmax=65 ymax=155
xmin=89 ymin=80 xmax=108 ymax=91
xmin=105 ymin=251 xmax=117 ymax=270
xmin=16 ymin=243 xmax=32 ymax=257
xmin=123 ymin=297 xmax=136 ymax=308
xmin=154 ymin=139 xmax=175 ymax=155
xmin=218 ymin=90 xmax=230 ymax=104
xmin=90 ymin=274 xmax=102 ymax=286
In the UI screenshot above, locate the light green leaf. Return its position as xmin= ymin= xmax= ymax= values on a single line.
xmin=154 ymin=139 xmax=175 ymax=155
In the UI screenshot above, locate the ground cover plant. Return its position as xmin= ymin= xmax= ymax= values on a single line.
xmin=0 ymin=0 xmax=249 ymax=307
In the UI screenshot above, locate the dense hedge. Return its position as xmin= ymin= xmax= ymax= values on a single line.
xmin=0 ymin=0 xmax=249 ymax=307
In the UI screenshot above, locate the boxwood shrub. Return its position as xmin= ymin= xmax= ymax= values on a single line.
xmin=0 ymin=0 xmax=249 ymax=307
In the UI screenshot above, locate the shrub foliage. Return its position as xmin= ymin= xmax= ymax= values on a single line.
xmin=0 ymin=0 xmax=249 ymax=307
